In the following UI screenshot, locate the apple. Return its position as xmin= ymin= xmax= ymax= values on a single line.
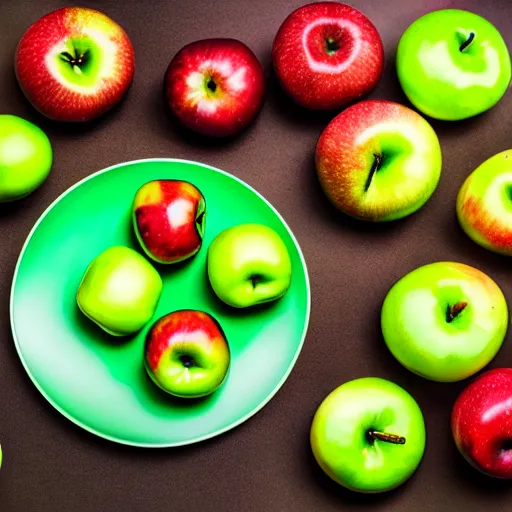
xmin=315 ymin=100 xmax=442 ymax=221
xmin=457 ymin=150 xmax=512 ymax=256
xmin=164 ymin=38 xmax=264 ymax=137
xmin=382 ymin=262 xmax=508 ymax=382
xmin=144 ymin=310 xmax=230 ymax=398
xmin=452 ymin=368 xmax=512 ymax=479
xmin=0 ymin=115 xmax=52 ymax=202
xmin=272 ymin=2 xmax=384 ymax=110
xmin=397 ymin=9 xmax=511 ymax=121
xmin=15 ymin=7 xmax=135 ymax=122
xmin=77 ymin=246 xmax=162 ymax=336
xmin=207 ymin=224 xmax=292 ymax=308
xmin=310 ymin=377 xmax=426 ymax=493
xmin=133 ymin=180 xmax=206 ymax=264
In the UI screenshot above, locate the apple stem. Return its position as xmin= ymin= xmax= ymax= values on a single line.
xmin=446 ymin=301 xmax=468 ymax=323
xmin=459 ymin=32 xmax=475 ymax=52
xmin=364 ymin=153 xmax=382 ymax=192
xmin=367 ymin=430 xmax=406 ymax=445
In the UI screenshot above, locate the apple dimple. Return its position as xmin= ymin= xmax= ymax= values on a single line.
xmin=179 ymin=354 xmax=196 ymax=368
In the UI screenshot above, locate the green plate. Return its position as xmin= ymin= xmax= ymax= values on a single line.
xmin=10 ymin=159 xmax=310 ymax=447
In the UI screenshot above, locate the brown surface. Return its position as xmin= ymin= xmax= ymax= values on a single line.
xmin=0 ymin=0 xmax=511 ymax=510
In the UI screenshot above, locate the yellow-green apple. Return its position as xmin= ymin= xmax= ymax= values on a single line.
xmin=15 ymin=7 xmax=135 ymax=122
xmin=452 ymin=368 xmax=512 ymax=479
xmin=133 ymin=180 xmax=206 ymax=264
xmin=315 ymin=100 xmax=442 ymax=221
xmin=310 ymin=377 xmax=426 ymax=493
xmin=164 ymin=39 xmax=264 ymax=137
xmin=0 ymin=115 xmax=52 ymax=202
xmin=457 ymin=150 xmax=512 ymax=256
xmin=144 ymin=310 xmax=230 ymax=398
xmin=207 ymin=224 xmax=292 ymax=308
xmin=382 ymin=262 xmax=508 ymax=382
xmin=272 ymin=2 xmax=384 ymax=110
xmin=397 ymin=9 xmax=511 ymax=121
xmin=77 ymin=246 xmax=162 ymax=336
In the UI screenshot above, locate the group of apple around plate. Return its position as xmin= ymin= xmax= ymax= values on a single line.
xmin=1 ymin=1 xmax=512 ymax=495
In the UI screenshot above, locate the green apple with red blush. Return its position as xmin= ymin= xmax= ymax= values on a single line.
xmin=457 ymin=150 xmax=512 ymax=256
xmin=133 ymin=180 xmax=206 ymax=264
xmin=144 ymin=310 xmax=230 ymax=398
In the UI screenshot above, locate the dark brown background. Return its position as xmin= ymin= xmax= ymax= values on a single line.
xmin=0 ymin=0 xmax=511 ymax=510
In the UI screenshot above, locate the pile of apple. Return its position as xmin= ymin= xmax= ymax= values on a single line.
xmin=0 ymin=1 xmax=511 ymax=494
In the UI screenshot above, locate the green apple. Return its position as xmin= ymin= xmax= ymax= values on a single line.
xmin=77 ymin=246 xmax=163 ymax=336
xmin=457 ymin=150 xmax=512 ymax=255
xmin=0 ymin=114 xmax=52 ymax=202
xmin=207 ymin=224 xmax=292 ymax=308
xmin=382 ymin=262 xmax=508 ymax=382
xmin=310 ymin=377 xmax=426 ymax=493
xmin=397 ymin=9 xmax=511 ymax=121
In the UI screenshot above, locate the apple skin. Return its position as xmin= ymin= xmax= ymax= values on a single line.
xmin=207 ymin=224 xmax=292 ymax=308
xmin=77 ymin=246 xmax=162 ymax=336
xmin=310 ymin=377 xmax=426 ymax=493
xmin=0 ymin=115 xmax=52 ymax=202
xmin=315 ymin=100 xmax=442 ymax=221
xmin=164 ymin=38 xmax=264 ymax=137
xmin=133 ymin=180 xmax=206 ymax=264
xmin=452 ymin=368 xmax=512 ymax=479
xmin=457 ymin=150 xmax=512 ymax=256
xmin=397 ymin=9 xmax=511 ymax=121
xmin=144 ymin=310 xmax=230 ymax=398
xmin=15 ymin=7 xmax=135 ymax=122
xmin=382 ymin=262 xmax=508 ymax=383
xmin=272 ymin=2 xmax=384 ymax=110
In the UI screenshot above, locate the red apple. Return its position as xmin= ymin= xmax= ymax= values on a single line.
xmin=272 ymin=2 xmax=384 ymax=110
xmin=15 ymin=7 xmax=135 ymax=122
xmin=133 ymin=180 xmax=205 ymax=264
xmin=164 ymin=38 xmax=264 ymax=137
xmin=452 ymin=368 xmax=512 ymax=479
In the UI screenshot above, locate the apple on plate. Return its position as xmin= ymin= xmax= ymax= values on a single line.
xmin=310 ymin=377 xmax=426 ymax=493
xmin=397 ymin=9 xmax=511 ymax=121
xmin=207 ymin=223 xmax=292 ymax=308
xmin=315 ymin=100 xmax=442 ymax=221
xmin=133 ymin=180 xmax=206 ymax=264
xmin=457 ymin=150 xmax=512 ymax=256
xmin=144 ymin=310 xmax=230 ymax=398
xmin=77 ymin=246 xmax=162 ymax=336
xmin=452 ymin=368 xmax=512 ymax=479
xmin=382 ymin=262 xmax=508 ymax=382
xmin=15 ymin=7 xmax=135 ymax=122
xmin=164 ymin=38 xmax=264 ymax=137
xmin=272 ymin=2 xmax=384 ymax=110
xmin=0 ymin=115 xmax=52 ymax=202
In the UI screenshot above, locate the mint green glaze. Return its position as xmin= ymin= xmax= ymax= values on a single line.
xmin=397 ymin=9 xmax=511 ymax=120
xmin=0 ymin=115 xmax=52 ymax=202
xmin=10 ymin=159 xmax=310 ymax=447
xmin=310 ymin=378 xmax=425 ymax=493
xmin=382 ymin=262 xmax=508 ymax=382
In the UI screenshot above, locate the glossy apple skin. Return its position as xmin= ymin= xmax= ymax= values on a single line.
xmin=133 ymin=180 xmax=206 ymax=264
xmin=382 ymin=262 xmax=508 ymax=382
xmin=15 ymin=7 xmax=135 ymax=122
xmin=0 ymin=115 xmax=52 ymax=202
xmin=457 ymin=150 xmax=512 ymax=256
xmin=310 ymin=377 xmax=426 ymax=493
xmin=207 ymin=224 xmax=292 ymax=308
xmin=452 ymin=368 xmax=512 ymax=478
xmin=144 ymin=310 xmax=230 ymax=398
xmin=397 ymin=9 xmax=511 ymax=121
xmin=273 ymin=2 xmax=384 ymax=110
xmin=165 ymin=39 xmax=264 ymax=137
xmin=315 ymin=100 xmax=442 ymax=221
xmin=77 ymin=246 xmax=162 ymax=336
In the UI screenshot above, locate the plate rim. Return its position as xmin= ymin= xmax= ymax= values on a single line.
xmin=9 ymin=158 xmax=311 ymax=448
